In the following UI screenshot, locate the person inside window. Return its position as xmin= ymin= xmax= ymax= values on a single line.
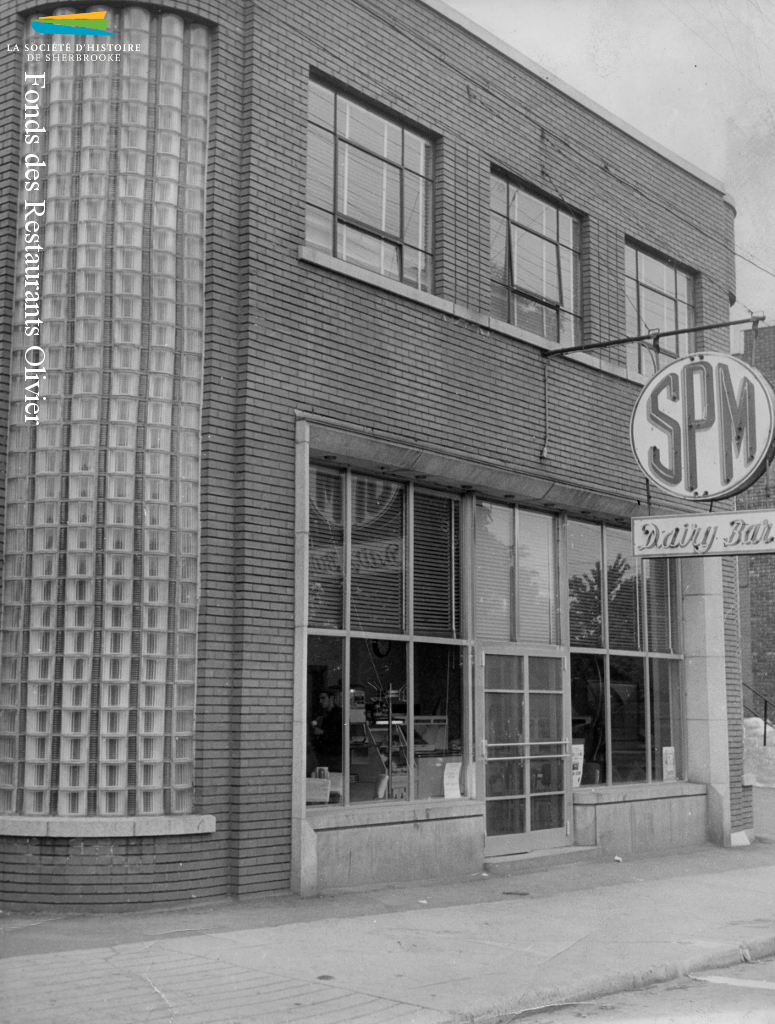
xmin=312 ymin=690 xmax=342 ymax=771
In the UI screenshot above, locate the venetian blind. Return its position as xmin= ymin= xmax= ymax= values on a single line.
xmin=308 ymin=467 xmax=344 ymax=629
xmin=476 ymin=502 xmax=513 ymax=640
xmin=350 ymin=476 xmax=405 ymax=633
xmin=413 ymin=493 xmax=460 ymax=638
xmin=517 ymin=511 xmax=557 ymax=644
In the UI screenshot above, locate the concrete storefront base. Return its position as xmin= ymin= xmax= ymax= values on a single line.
xmin=573 ymin=781 xmax=708 ymax=854
xmin=305 ymin=800 xmax=485 ymax=891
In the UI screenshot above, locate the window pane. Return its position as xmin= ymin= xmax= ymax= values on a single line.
xmin=350 ymin=476 xmax=404 ymax=633
xmin=650 ymin=658 xmax=683 ymax=780
xmin=559 ymin=311 xmax=580 ymax=347
xmin=558 ymin=211 xmax=579 ymax=251
xmin=487 ymin=691 xmax=525 ymax=744
xmin=640 ymin=287 xmax=676 ymax=334
xmin=610 ymin=656 xmax=646 ymax=783
xmin=531 ymin=793 xmax=564 ymax=830
xmin=625 ymin=276 xmax=639 ymax=336
xmin=571 ymin=653 xmax=606 ymax=784
xmin=307 ymin=636 xmax=344 ymax=786
xmin=512 ymin=227 xmax=559 ymax=302
xmin=337 ymin=96 xmax=402 ymax=163
xmin=491 ymin=282 xmax=509 ymax=322
xmin=529 ymin=657 xmax=562 ymax=691
xmin=517 ymin=511 xmax=557 ymax=644
xmin=309 ymin=467 xmax=344 ymax=629
xmin=606 ymin=527 xmax=640 ymax=650
xmin=490 ymin=212 xmax=507 ymax=285
xmin=403 ymin=247 xmax=433 ymax=292
xmin=338 ymin=143 xmax=401 ymax=237
xmin=308 ymin=80 xmax=334 ymax=130
xmin=529 ymin=692 xmax=562 ymax=742
xmin=337 ymin=223 xmax=400 ymax=280
xmin=487 ymin=760 xmax=524 ymax=798
xmin=305 ymin=205 xmax=333 ymax=253
xmin=625 ymin=244 xmax=637 ymax=278
xmin=403 ymin=172 xmax=432 ymax=251
xmin=645 ymin=559 xmax=679 ymax=653
xmin=568 ymin=521 xmax=602 ymax=647
xmin=639 ymin=251 xmax=674 ymax=295
xmin=511 ymin=189 xmax=557 ymax=240
xmin=486 ymin=654 xmax=523 ymax=692
xmin=476 ymin=502 xmax=513 ymax=640
xmin=486 ymin=797 xmax=525 ymax=836
xmin=514 ymin=294 xmax=558 ymax=343
xmin=403 ymin=130 xmax=432 ymax=178
xmin=413 ymin=493 xmax=459 ymax=637
xmin=305 ymin=124 xmax=334 ymax=211
xmin=414 ymin=644 xmax=463 ymax=798
xmin=490 ymin=174 xmax=507 ymax=215
xmin=559 ymin=246 xmax=579 ymax=314
xmin=350 ymin=638 xmax=407 ymax=801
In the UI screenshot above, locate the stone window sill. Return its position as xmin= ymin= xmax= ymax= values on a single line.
xmin=0 ymin=814 xmax=216 ymax=837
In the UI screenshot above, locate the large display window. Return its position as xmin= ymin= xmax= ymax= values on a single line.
xmin=304 ymin=473 xmax=685 ymax=813
xmin=306 ymin=468 xmax=468 ymax=806
xmin=568 ymin=521 xmax=683 ymax=784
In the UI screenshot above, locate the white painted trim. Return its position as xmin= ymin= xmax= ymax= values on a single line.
xmin=418 ymin=0 xmax=727 ymax=195
xmin=0 ymin=814 xmax=216 ymax=837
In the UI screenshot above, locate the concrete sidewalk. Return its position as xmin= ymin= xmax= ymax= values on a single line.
xmin=3 ymin=843 xmax=775 ymax=1024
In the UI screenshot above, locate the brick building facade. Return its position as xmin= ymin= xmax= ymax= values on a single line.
xmin=738 ymin=325 xmax=775 ymax=712
xmin=0 ymin=0 xmax=752 ymax=909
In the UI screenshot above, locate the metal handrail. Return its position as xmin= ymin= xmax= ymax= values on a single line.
xmin=743 ymin=680 xmax=775 ymax=747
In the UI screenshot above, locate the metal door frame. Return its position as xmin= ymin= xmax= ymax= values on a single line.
xmin=477 ymin=644 xmax=573 ymax=856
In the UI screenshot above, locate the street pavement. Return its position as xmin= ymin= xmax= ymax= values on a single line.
xmin=3 ymin=842 xmax=775 ymax=1024
xmin=513 ymin=956 xmax=775 ymax=1023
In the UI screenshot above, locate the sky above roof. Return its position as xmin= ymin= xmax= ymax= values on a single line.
xmin=443 ymin=0 xmax=775 ymax=347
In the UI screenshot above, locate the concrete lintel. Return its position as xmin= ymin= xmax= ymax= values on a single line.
xmin=306 ymin=421 xmax=642 ymax=524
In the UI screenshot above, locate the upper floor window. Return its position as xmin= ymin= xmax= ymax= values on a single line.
xmin=625 ymin=243 xmax=694 ymax=376
xmin=490 ymin=173 xmax=581 ymax=346
xmin=305 ymin=81 xmax=434 ymax=292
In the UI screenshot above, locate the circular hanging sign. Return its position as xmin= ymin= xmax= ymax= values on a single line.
xmin=630 ymin=352 xmax=775 ymax=501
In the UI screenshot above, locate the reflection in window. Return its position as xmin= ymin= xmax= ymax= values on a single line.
xmin=305 ymin=80 xmax=433 ymax=291
xmin=490 ymin=173 xmax=581 ymax=345
xmin=569 ymin=521 xmax=683 ymax=786
xmin=306 ymin=469 xmax=465 ymax=807
xmin=476 ymin=503 xmax=558 ymax=643
xmin=571 ymin=653 xmax=607 ymax=785
xmin=625 ymin=242 xmax=694 ymax=375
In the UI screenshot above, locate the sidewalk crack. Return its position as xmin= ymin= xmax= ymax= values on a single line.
xmin=143 ymin=973 xmax=176 ymax=1022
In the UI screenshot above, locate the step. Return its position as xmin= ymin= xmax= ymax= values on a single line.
xmin=484 ymin=844 xmax=603 ymax=877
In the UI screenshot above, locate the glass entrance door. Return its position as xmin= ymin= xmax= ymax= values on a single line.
xmin=482 ymin=650 xmax=571 ymax=855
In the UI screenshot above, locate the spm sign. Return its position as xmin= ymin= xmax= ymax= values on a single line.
xmin=630 ymin=353 xmax=775 ymax=501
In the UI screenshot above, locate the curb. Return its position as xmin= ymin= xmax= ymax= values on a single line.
xmin=459 ymin=935 xmax=775 ymax=1023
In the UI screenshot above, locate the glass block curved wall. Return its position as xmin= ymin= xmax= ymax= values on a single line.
xmin=0 ymin=8 xmax=209 ymax=816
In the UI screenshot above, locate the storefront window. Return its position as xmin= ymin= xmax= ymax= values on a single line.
xmin=475 ymin=503 xmax=558 ymax=642
xmin=570 ymin=522 xmax=683 ymax=785
xmin=306 ymin=468 xmax=466 ymax=807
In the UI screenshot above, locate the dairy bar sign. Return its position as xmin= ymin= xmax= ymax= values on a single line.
xmin=633 ymin=509 xmax=775 ymax=558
